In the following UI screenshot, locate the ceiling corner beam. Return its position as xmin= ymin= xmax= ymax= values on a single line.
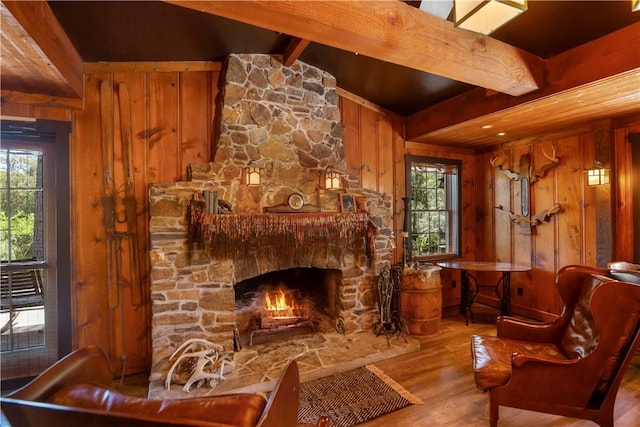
xmin=405 ymin=22 xmax=640 ymax=141
xmin=1 ymin=89 xmax=83 ymax=110
xmin=164 ymin=0 xmax=542 ymax=96
xmin=283 ymin=37 xmax=310 ymax=66
xmin=2 ymin=0 xmax=83 ymax=98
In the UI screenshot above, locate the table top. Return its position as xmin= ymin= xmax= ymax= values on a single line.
xmin=436 ymin=261 xmax=531 ymax=272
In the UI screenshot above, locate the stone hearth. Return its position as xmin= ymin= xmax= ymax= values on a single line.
xmin=147 ymin=54 xmax=403 ymax=398
xmin=149 ymin=330 xmax=418 ymax=399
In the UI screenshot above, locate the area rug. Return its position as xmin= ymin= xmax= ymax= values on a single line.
xmin=297 ymin=365 xmax=423 ymax=427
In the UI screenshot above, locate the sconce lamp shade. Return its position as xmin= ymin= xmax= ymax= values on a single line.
xmin=454 ymin=0 xmax=527 ymax=35
xmin=243 ymin=166 xmax=262 ymax=186
xmin=586 ymin=168 xmax=610 ymax=186
xmin=634 ymin=0 xmax=640 ymax=12
xmin=323 ymin=168 xmax=342 ymax=190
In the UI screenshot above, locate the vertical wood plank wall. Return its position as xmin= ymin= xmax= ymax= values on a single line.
xmin=70 ymin=70 xmax=219 ymax=373
xmin=2 ymin=69 xmax=637 ymax=373
xmin=471 ymin=117 xmax=639 ymax=320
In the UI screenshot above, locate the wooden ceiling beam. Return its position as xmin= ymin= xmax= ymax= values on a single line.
xmin=164 ymin=0 xmax=542 ymax=97
xmin=84 ymin=61 xmax=222 ymax=73
xmin=283 ymin=37 xmax=310 ymax=67
xmin=2 ymin=0 xmax=83 ymax=98
xmin=406 ymin=22 xmax=640 ymax=142
xmin=1 ymin=89 xmax=83 ymax=110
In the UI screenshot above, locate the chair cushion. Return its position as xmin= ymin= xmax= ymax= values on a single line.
xmin=471 ymin=334 xmax=567 ymax=390
xmin=50 ymin=384 xmax=267 ymax=427
xmin=559 ymin=275 xmax=601 ymax=359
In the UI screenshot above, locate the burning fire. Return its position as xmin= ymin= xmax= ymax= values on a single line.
xmin=265 ymin=288 xmax=299 ymax=318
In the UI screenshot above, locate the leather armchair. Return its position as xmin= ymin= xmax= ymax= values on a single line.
xmin=1 ymin=345 xmax=328 ymax=427
xmin=470 ymin=265 xmax=640 ymax=427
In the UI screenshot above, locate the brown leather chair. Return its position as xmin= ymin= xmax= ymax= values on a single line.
xmin=608 ymin=260 xmax=640 ymax=284
xmin=470 ymin=265 xmax=640 ymax=427
xmin=1 ymin=345 xmax=329 ymax=427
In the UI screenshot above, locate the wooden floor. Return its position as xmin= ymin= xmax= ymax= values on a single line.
xmin=116 ymin=309 xmax=640 ymax=427
xmin=357 ymin=311 xmax=640 ymax=427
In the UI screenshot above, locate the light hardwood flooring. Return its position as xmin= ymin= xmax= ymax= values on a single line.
xmin=357 ymin=310 xmax=640 ymax=427
xmin=119 ymin=308 xmax=640 ymax=426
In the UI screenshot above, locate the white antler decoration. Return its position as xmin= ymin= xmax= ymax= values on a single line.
xmin=164 ymin=338 xmax=232 ymax=393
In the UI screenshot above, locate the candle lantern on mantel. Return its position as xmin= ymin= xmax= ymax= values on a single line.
xmin=243 ymin=165 xmax=262 ymax=186
xmin=322 ymin=167 xmax=342 ymax=190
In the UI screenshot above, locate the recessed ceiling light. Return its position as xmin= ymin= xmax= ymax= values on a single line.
xmin=497 ymin=132 xmax=506 ymax=136
xmin=482 ymin=125 xmax=493 ymax=129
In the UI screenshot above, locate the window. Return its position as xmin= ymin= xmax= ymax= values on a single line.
xmin=1 ymin=119 xmax=71 ymax=383
xmin=405 ymin=156 xmax=461 ymax=260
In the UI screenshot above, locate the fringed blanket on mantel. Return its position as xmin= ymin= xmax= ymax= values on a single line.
xmin=188 ymin=201 xmax=374 ymax=261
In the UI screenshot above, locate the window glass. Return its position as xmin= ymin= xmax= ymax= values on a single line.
xmin=1 ymin=149 xmax=44 ymax=262
xmin=1 ymin=147 xmax=51 ymax=358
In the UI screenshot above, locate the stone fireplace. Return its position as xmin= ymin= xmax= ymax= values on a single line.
xmin=148 ymin=54 xmax=398 ymax=395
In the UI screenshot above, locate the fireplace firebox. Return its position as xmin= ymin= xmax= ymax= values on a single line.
xmin=234 ymin=268 xmax=340 ymax=347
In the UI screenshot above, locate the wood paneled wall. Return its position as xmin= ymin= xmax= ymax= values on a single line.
xmin=339 ymin=94 xmax=405 ymax=263
xmin=469 ymin=116 xmax=639 ymax=320
xmin=70 ymin=70 xmax=219 ymax=373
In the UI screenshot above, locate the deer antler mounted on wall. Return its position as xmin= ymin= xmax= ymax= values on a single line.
xmin=491 ymin=144 xmax=561 ymax=234
xmin=490 ymin=154 xmax=519 ymax=181
xmin=490 ymin=144 xmax=560 ymax=183
xmin=530 ymin=144 xmax=560 ymax=183
xmin=495 ymin=203 xmax=562 ymax=228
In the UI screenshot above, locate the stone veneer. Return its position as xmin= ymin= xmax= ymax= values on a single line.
xmin=148 ymin=54 xmax=395 ymax=382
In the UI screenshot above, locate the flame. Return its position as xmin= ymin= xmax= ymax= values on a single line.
xmin=266 ymin=288 xmax=289 ymax=311
xmin=265 ymin=288 xmax=298 ymax=318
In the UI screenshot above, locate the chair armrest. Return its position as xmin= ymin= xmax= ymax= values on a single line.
xmin=9 ymin=346 xmax=112 ymax=402
xmin=256 ymin=360 xmax=301 ymax=427
xmin=511 ymin=352 xmax=574 ymax=368
xmin=257 ymin=360 xmax=330 ymax=427
xmin=0 ymin=397 xmax=240 ymax=427
xmin=496 ymin=316 xmax=562 ymax=343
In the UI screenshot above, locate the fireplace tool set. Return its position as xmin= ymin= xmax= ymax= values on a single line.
xmin=374 ymin=264 xmax=408 ymax=344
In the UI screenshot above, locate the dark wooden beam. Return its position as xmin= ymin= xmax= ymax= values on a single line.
xmin=283 ymin=37 xmax=310 ymax=66
xmin=164 ymin=0 xmax=542 ymax=96
xmin=2 ymin=0 xmax=83 ymax=98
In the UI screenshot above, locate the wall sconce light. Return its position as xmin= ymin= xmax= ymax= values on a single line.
xmin=243 ymin=165 xmax=262 ymax=186
xmin=454 ymin=0 xmax=527 ymax=35
xmin=586 ymin=161 xmax=610 ymax=186
xmin=322 ymin=167 xmax=342 ymax=190
xmin=633 ymin=0 xmax=640 ymax=12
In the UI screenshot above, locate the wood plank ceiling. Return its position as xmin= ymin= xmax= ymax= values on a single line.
xmin=1 ymin=0 xmax=639 ymax=148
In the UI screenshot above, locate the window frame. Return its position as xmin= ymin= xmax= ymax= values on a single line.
xmin=405 ymin=155 xmax=462 ymax=261
xmin=0 ymin=118 xmax=71 ymax=387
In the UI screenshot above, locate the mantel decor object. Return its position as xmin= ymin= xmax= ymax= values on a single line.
xmin=187 ymin=200 xmax=373 ymax=261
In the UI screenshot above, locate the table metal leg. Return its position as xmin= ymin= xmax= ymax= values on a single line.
xmin=460 ymin=270 xmax=470 ymax=325
xmin=461 ymin=270 xmax=481 ymax=325
xmin=500 ymin=272 xmax=511 ymax=316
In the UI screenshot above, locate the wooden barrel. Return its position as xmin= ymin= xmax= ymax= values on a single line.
xmin=400 ymin=266 xmax=442 ymax=336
